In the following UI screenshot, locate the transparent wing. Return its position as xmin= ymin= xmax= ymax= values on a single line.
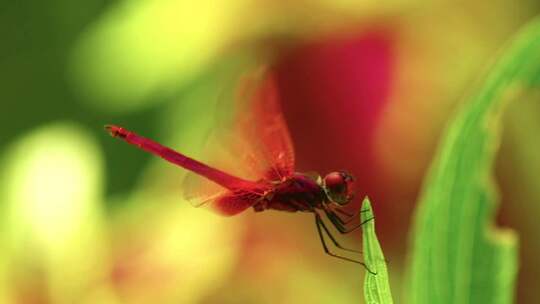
xmin=182 ymin=172 xmax=228 ymax=208
xmin=181 ymin=69 xmax=295 ymax=212
xmin=181 ymin=130 xmax=267 ymax=209
xmin=236 ymin=71 xmax=296 ymax=180
xmin=209 ymin=189 xmax=265 ymax=216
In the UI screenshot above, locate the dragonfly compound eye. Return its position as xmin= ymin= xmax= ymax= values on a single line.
xmin=323 ymin=171 xmax=355 ymax=205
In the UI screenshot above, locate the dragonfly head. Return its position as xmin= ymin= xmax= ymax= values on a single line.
xmin=323 ymin=171 xmax=355 ymax=205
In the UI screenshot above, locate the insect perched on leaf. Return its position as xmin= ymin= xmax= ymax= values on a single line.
xmin=105 ymin=71 xmax=374 ymax=273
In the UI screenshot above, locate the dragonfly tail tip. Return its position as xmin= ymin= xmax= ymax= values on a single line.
xmin=104 ymin=124 xmax=126 ymax=138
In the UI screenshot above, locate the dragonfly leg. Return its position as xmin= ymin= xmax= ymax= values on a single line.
xmin=334 ymin=209 xmax=358 ymax=225
xmin=324 ymin=209 xmax=348 ymax=233
xmin=315 ymin=213 xmax=362 ymax=254
xmin=334 ymin=206 xmax=371 ymax=224
xmin=324 ymin=208 xmax=374 ymax=234
xmin=315 ymin=214 xmax=376 ymax=275
xmin=342 ymin=216 xmax=374 ymax=233
xmin=334 ymin=208 xmax=353 ymax=218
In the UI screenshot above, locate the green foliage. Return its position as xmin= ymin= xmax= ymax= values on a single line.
xmin=407 ymin=18 xmax=540 ymax=304
xmin=362 ymin=197 xmax=394 ymax=304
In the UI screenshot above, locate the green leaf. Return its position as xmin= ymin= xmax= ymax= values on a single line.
xmin=362 ymin=197 xmax=394 ymax=304
xmin=407 ymin=18 xmax=540 ymax=304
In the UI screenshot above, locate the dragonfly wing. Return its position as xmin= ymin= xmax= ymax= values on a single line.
xmin=183 ymin=187 xmax=260 ymax=216
xmin=210 ymin=190 xmax=263 ymax=216
xmin=181 ymin=121 xmax=266 ymax=193
xmin=181 ymin=126 xmax=268 ymax=212
xmin=180 ymin=69 xmax=294 ymax=214
xmin=235 ymin=71 xmax=296 ymax=180
xmin=182 ymin=170 xmax=229 ymax=208
xmin=182 ymin=169 xmax=266 ymax=216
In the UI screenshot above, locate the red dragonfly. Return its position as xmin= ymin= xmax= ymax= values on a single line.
xmin=106 ymin=73 xmax=373 ymax=272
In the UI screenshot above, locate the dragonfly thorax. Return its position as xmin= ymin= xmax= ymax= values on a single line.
xmin=255 ymin=173 xmax=326 ymax=213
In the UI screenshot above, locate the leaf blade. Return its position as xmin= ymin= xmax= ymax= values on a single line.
xmin=407 ymin=17 xmax=540 ymax=304
xmin=362 ymin=197 xmax=394 ymax=304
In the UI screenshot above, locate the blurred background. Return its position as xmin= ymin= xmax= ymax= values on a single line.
xmin=1 ymin=0 xmax=540 ymax=303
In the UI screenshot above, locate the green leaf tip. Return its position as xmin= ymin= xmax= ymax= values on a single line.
xmin=362 ymin=197 xmax=394 ymax=304
xmin=406 ymin=17 xmax=540 ymax=304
